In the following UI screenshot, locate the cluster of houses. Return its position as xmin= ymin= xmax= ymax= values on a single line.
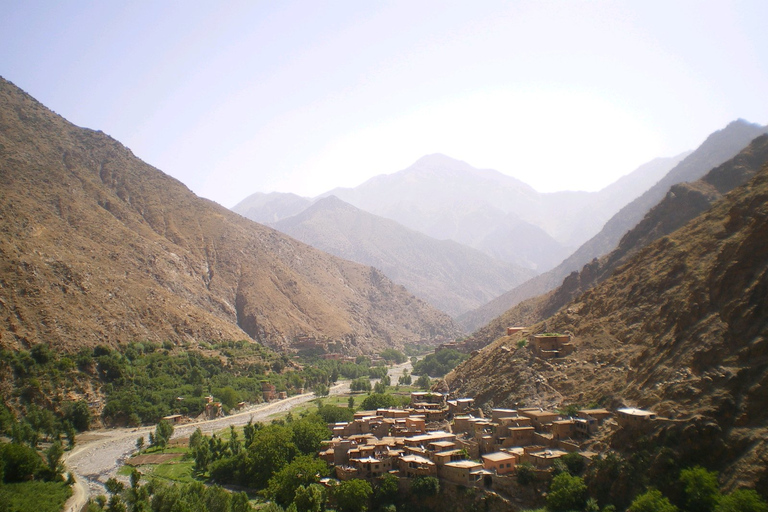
xmin=319 ymin=391 xmax=657 ymax=488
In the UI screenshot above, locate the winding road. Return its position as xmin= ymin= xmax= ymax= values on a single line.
xmin=62 ymin=362 xmax=411 ymax=512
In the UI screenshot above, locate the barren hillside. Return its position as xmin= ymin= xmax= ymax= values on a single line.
xmin=447 ymin=160 xmax=768 ymax=490
xmin=0 ymin=77 xmax=460 ymax=353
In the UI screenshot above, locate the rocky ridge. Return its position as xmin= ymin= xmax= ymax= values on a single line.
xmin=459 ymin=120 xmax=767 ymax=331
xmin=0 ymin=77 xmax=460 ymax=353
xmin=446 ymin=158 xmax=768 ymax=490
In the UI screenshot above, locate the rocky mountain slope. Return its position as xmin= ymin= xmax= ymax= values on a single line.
xmin=0 ymin=77 xmax=460 ymax=353
xmin=271 ymin=195 xmax=535 ymax=317
xmin=459 ymin=120 xmax=768 ymax=331
xmin=447 ymin=158 xmax=768 ymax=490
xmin=471 ymin=134 xmax=768 ymax=341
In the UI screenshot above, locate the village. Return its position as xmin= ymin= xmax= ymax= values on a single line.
xmin=316 ymin=332 xmax=659 ymax=493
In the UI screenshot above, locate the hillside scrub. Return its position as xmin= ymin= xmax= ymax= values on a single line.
xmin=412 ymin=348 xmax=468 ymax=377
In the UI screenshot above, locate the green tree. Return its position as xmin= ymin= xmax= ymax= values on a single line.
xmin=628 ymin=489 xmax=678 ymax=512
xmin=546 ymin=473 xmax=588 ymax=512
xmin=293 ymin=483 xmax=326 ymax=512
xmin=266 ymin=455 xmax=330 ymax=508
xmin=291 ymin=416 xmax=331 ymax=455
xmin=243 ymin=424 xmax=299 ymax=489
xmin=136 ymin=436 xmax=145 ymax=453
xmin=46 ymin=440 xmax=65 ymax=479
xmin=414 ymin=375 xmax=431 ymax=390
xmin=679 ymin=466 xmax=720 ymax=512
xmin=560 ymin=451 xmax=586 ymax=475
xmin=374 ymin=473 xmax=400 ymax=503
xmin=360 ymin=393 xmax=400 ymax=411
xmin=516 ymin=461 xmax=535 ymax=485
xmin=317 ymin=404 xmax=354 ymax=424
xmin=65 ymin=400 xmax=92 ymax=431
xmin=153 ymin=419 xmax=174 ymax=451
xmin=410 ymin=476 xmax=440 ymax=498
xmin=380 ymin=349 xmax=406 ymax=364
xmin=232 ymin=492 xmax=252 ymax=512
xmin=350 ymin=378 xmax=372 ymax=392
xmin=0 ymin=442 xmax=43 ymax=482
xmin=715 ymin=490 xmax=768 ymax=512
xmin=334 ymin=479 xmax=373 ymax=512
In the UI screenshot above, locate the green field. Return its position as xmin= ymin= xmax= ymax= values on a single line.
xmin=0 ymin=481 xmax=72 ymax=512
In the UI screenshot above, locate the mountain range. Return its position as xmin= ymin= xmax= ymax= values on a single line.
xmin=446 ymin=138 xmax=768 ymax=492
xmin=458 ymin=119 xmax=768 ymax=331
xmin=0 ymin=77 xmax=460 ymax=354
xmin=236 ymin=152 xmax=685 ymax=273
xmin=270 ymin=195 xmax=535 ymax=317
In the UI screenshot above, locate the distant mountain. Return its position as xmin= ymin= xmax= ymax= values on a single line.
xmin=319 ymin=152 xmax=685 ymax=270
xmin=447 ymin=152 xmax=768 ymax=494
xmin=232 ymin=191 xmax=312 ymax=224
xmin=459 ymin=119 xmax=768 ymax=331
xmin=470 ymin=133 xmax=768 ymax=341
xmin=0 ymin=77 xmax=460 ymax=354
xmin=271 ymin=196 xmax=535 ymax=317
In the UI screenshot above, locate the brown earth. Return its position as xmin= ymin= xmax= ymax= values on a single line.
xmin=447 ymin=161 xmax=768 ymax=493
xmin=0 ymin=76 xmax=460 ymax=354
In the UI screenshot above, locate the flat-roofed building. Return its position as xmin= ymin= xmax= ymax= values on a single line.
xmin=519 ymin=409 xmax=561 ymax=430
xmin=617 ymin=408 xmax=656 ymax=427
xmin=491 ymin=409 xmax=518 ymax=422
xmin=482 ymin=451 xmax=517 ymax=475
xmin=432 ymin=449 xmax=465 ymax=466
xmin=399 ymin=454 xmax=437 ymax=477
xmin=577 ymin=409 xmax=612 ymax=424
xmin=526 ymin=448 xmax=569 ymax=469
xmin=448 ymin=398 xmax=475 ymax=414
xmin=403 ymin=431 xmax=456 ymax=448
xmin=439 ymin=460 xmax=484 ymax=485
xmin=500 ymin=426 xmax=536 ymax=447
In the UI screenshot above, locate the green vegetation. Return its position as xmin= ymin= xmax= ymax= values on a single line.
xmin=379 ymin=348 xmax=407 ymax=364
xmin=546 ymin=473 xmax=588 ymax=512
xmin=0 ymin=481 xmax=72 ymax=512
xmin=628 ymin=489 xmax=678 ymax=512
xmin=411 ymin=348 xmax=468 ymax=378
xmin=350 ymin=377 xmax=373 ymax=392
xmin=2 ymin=341 xmax=394 ymax=428
xmin=359 ymin=393 xmax=409 ymax=411
xmin=334 ymin=478 xmax=373 ymax=512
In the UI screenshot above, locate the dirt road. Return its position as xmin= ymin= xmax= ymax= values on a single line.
xmin=62 ymin=361 xmax=410 ymax=511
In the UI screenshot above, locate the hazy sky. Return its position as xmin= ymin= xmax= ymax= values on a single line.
xmin=2 ymin=1 xmax=767 ymax=207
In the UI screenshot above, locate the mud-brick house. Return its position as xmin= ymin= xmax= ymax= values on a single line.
xmin=616 ymin=408 xmax=656 ymax=427
xmin=439 ymin=460 xmax=484 ymax=485
xmin=350 ymin=456 xmax=394 ymax=479
xmin=399 ymin=454 xmax=437 ymax=477
xmin=261 ymin=381 xmax=277 ymax=401
xmin=519 ymin=408 xmax=561 ymax=430
xmin=530 ymin=333 xmax=575 ymax=358
xmin=577 ymin=408 xmax=612 ymax=425
xmin=432 ymin=449 xmax=465 ymax=466
xmin=524 ymin=448 xmax=568 ymax=469
xmin=448 ymin=398 xmax=475 ymax=414
xmin=551 ymin=419 xmax=577 ymax=440
xmin=491 ymin=409 xmax=518 ymax=422
xmin=499 ymin=426 xmax=536 ymax=448
xmin=481 ymin=451 xmax=517 ymax=475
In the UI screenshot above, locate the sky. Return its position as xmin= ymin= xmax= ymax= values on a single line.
xmin=2 ymin=1 xmax=767 ymax=208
